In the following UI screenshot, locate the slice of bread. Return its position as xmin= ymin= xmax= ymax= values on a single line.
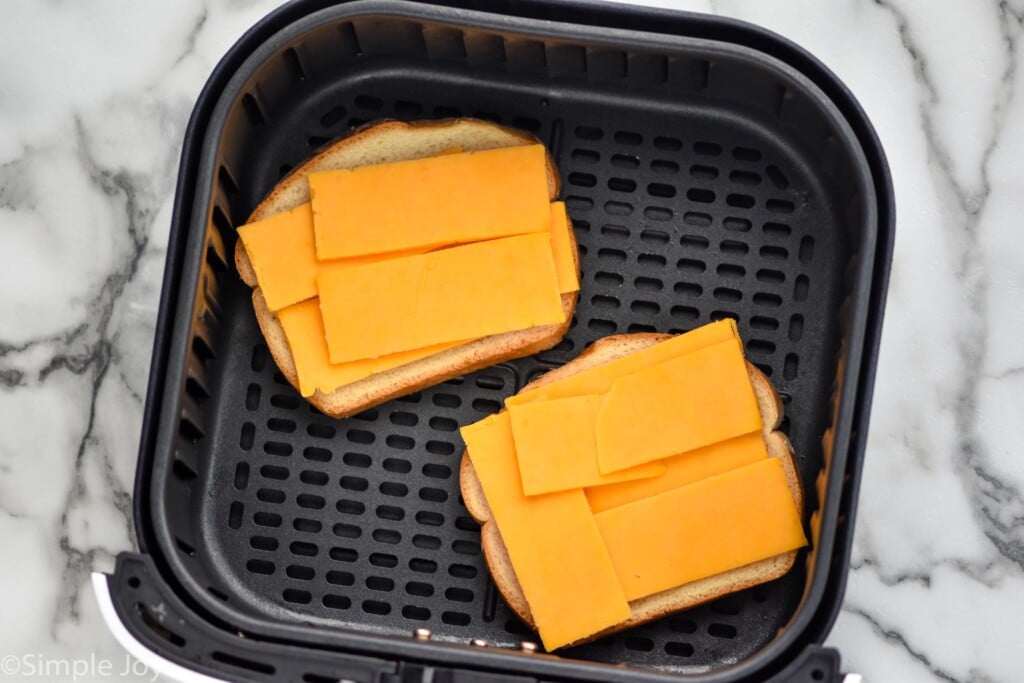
xmin=236 ymin=119 xmax=577 ymax=418
xmin=459 ymin=333 xmax=804 ymax=648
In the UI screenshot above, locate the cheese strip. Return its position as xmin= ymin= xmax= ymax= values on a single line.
xmin=586 ymin=432 xmax=769 ymax=513
xmin=594 ymin=458 xmax=807 ymax=601
xmin=237 ymin=204 xmax=426 ymax=312
xmin=507 ymin=319 xmax=737 ymax=407
xmin=461 ymin=413 xmax=631 ymax=650
xmin=310 ymin=145 xmax=552 ymax=259
xmin=548 ymin=202 xmax=579 ymax=294
xmin=317 ymin=232 xmax=566 ymax=364
xmin=508 ymin=396 xmax=665 ymax=496
xmin=277 ymin=299 xmax=465 ymax=397
xmin=240 ymin=197 xmax=577 ymax=313
xmin=597 ymin=338 xmax=762 ymax=473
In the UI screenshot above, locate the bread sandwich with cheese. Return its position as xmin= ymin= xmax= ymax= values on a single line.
xmin=459 ymin=322 xmax=807 ymax=650
xmin=234 ymin=119 xmax=578 ymax=418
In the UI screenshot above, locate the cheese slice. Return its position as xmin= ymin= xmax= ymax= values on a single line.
xmin=241 ymin=198 xmax=577 ymax=313
xmin=310 ymin=145 xmax=552 ymax=259
xmin=507 ymin=319 xmax=738 ymax=407
xmin=548 ymin=202 xmax=579 ymax=294
xmin=461 ymin=413 xmax=631 ymax=650
xmin=596 ymin=338 xmax=762 ymax=473
xmin=508 ymin=396 xmax=665 ymax=496
xmin=237 ymin=203 xmax=426 ymax=312
xmin=586 ymin=432 xmax=769 ymax=513
xmin=594 ymin=458 xmax=807 ymax=601
xmin=277 ymin=298 xmax=463 ymax=397
xmin=317 ymin=232 xmax=566 ymax=364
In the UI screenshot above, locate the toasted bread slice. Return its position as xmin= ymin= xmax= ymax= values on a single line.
xmin=236 ymin=119 xmax=577 ymax=418
xmin=459 ymin=333 xmax=804 ymax=648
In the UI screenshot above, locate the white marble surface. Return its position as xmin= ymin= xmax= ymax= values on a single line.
xmin=1 ymin=0 xmax=1021 ymax=680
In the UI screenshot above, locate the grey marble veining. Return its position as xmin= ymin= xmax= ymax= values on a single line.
xmin=1 ymin=0 xmax=1022 ymax=681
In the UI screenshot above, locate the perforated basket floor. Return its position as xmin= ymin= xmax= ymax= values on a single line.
xmin=152 ymin=4 xmax=876 ymax=677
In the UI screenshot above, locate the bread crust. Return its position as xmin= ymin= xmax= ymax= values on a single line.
xmin=236 ymin=119 xmax=575 ymax=418
xmin=459 ymin=333 xmax=804 ymax=648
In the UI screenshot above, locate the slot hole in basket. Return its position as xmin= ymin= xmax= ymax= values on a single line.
xmin=442 ymin=611 xmax=471 ymax=626
xmin=323 ymin=595 xmax=351 ymax=610
xmin=363 ymin=600 xmax=391 ymax=615
xmin=625 ymin=636 xmax=654 ymax=652
xmin=674 ymin=282 xmax=703 ymax=297
xmin=371 ymin=553 xmax=399 ymax=568
xmin=414 ymin=534 xmax=441 ymax=549
xmin=192 ymin=337 xmax=215 ymax=366
xmin=729 ymin=170 xmax=762 ymax=186
xmin=764 ymin=221 xmax=792 ymax=237
xmin=179 ymin=418 xmax=203 ymax=443
xmin=726 ymin=193 xmax=755 ymax=208
xmin=227 ymin=502 xmax=243 ymax=530
xmin=303 ymin=446 xmax=331 ymax=462
xmin=250 ymin=536 xmax=278 ymax=551
xmin=232 ymin=462 xmax=249 ymax=489
xmin=402 ymin=604 xmax=435 ymax=625
xmin=172 ymin=458 xmax=198 ymax=484
xmin=687 ymin=188 xmax=715 ymax=203
xmin=184 ymin=377 xmax=210 ymax=404
xmin=286 ymin=565 xmax=314 ymax=581
xmin=253 ymin=512 xmax=281 ymax=528
xmin=410 ymin=558 xmax=437 ymax=573
xmin=293 ymin=518 xmax=322 ymax=533
xmin=374 ymin=528 xmax=401 ymax=544
xmin=449 ymin=564 xmax=477 ymax=579
xmin=326 ymin=571 xmax=354 ymax=588
xmin=383 ymin=457 xmax=410 ymax=473
xmin=245 ymin=383 xmax=261 ymax=411
xmin=380 ymin=482 xmax=408 ymax=497
xmin=217 ymin=165 xmax=239 ymax=198
xmin=340 ymin=476 xmax=369 ymax=492
xmin=708 ymin=623 xmax=738 ymax=639
xmin=336 ymin=499 xmax=364 ymax=516
xmin=784 ymin=353 xmax=800 ymax=380
xmin=240 ymin=93 xmax=265 ymax=127
xmin=717 ymin=264 xmax=745 ymax=279
xmin=651 ymin=159 xmax=679 ymax=174
xmin=690 ymin=164 xmax=718 ymax=180
xmin=665 ymin=642 xmax=694 ymax=657
xmin=246 ymin=559 xmax=275 ymax=575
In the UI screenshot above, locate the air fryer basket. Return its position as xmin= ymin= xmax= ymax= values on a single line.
xmin=122 ymin=1 xmax=888 ymax=680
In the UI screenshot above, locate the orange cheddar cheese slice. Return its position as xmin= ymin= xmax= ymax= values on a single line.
xmin=277 ymin=298 xmax=465 ymax=397
xmin=238 ymin=204 xmax=317 ymax=311
xmin=548 ymin=202 xmax=579 ymax=294
xmin=238 ymin=204 xmax=428 ymax=312
xmin=309 ymin=145 xmax=552 ymax=259
xmin=462 ymin=413 xmax=631 ymax=650
xmin=317 ymin=232 xmax=566 ymax=364
xmin=586 ymin=432 xmax=769 ymax=513
xmin=508 ymin=395 xmax=665 ymax=496
xmin=507 ymin=319 xmax=738 ymax=407
xmin=594 ymin=458 xmax=807 ymax=601
xmin=596 ymin=337 xmax=762 ymax=473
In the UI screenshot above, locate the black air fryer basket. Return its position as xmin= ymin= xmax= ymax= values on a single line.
xmin=98 ymin=1 xmax=895 ymax=681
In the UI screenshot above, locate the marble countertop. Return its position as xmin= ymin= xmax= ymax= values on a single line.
xmin=2 ymin=0 xmax=1020 ymax=681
